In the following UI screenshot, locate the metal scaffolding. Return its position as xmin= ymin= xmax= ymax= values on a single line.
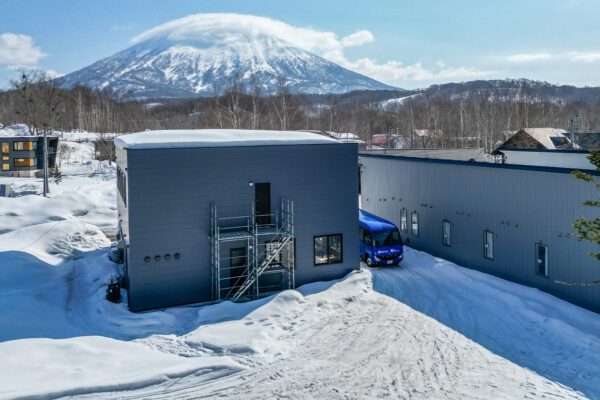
xmin=210 ymin=198 xmax=295 ymax=302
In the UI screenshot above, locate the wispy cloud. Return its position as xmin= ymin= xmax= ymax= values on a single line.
xmin=0 ymin=33 xmax=46 ymax=66
xmin=507 ymin=51 xmax=600 ymax=63
xmin=132 ymin=13 xmax=494 ymax=85
xmin=110 ymin=23 xmax=135 ymax=32
xmin=507 ymin=53 xmax=551 ymax=63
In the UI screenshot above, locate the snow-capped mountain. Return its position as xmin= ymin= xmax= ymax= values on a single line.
xmin=59 ymin=14 xmax=398 ymax=99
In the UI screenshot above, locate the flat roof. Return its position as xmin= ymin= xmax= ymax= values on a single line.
xmin=114 ymin=129 xmax=340 ymax=150
xmin=359 ymin=152 xmax=600 ymax=176
xmin=0 ymin=136 xmax=58 ymax=140
xmin=360 ymin=148 xmax=489 ymax=162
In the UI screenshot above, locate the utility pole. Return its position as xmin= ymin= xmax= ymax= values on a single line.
xmin=43 ymin=125 xmax=49 ymax=197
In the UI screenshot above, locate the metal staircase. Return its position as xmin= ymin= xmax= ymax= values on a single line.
xmin=210 ymin=198 xmax=295 ymax=303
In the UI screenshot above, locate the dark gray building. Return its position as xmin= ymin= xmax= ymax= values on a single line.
xmin=359 ymin=151 xmax=600 ymax=313
xmin=115 ymin=129 xmax=359 ymax=311
xmin=0 ymin=136 xmax=58 ymax=177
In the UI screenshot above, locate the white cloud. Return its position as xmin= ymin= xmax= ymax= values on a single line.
xmin=568 ymin=51 xmax=600 ymax=62
xmin=131 ymin=13 xmax=493 ymax=86
xmin=110 ymin=24 xmax=135 ymax=32
xmin=0 ymin=33 xmax=46 ymax=66
xmin=507 ymin=51 xmax=600 ymax=64
xmin=507 ymin=53 xmax=551 ymax=63
xmin=340 ymin=30 xmax=374 ymax=48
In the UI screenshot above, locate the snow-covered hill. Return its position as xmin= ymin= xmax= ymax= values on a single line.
xmin=58 ymin=14 xmax=398 ymax=99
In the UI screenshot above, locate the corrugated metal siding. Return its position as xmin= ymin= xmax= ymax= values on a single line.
xmin=124 ymin=143 xmax=358 ymax=311
xmin=359 ymin=155 xmax=600 ymax=313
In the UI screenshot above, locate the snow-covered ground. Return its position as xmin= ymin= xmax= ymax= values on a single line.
xmin=1 ymin=131 xmax=599 ymax=399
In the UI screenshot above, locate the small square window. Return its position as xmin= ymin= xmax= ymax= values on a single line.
xmin=314 ymin=234 xmax=343 ymax=265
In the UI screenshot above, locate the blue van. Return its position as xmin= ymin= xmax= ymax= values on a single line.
xmin=359 ymin=210 xmax=404 ymax=267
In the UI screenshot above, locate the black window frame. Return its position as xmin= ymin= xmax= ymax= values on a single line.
xmin=535 ymin=242 xmax=549 ymax=277
xmin=483 ymin=230 xmax=494 ymax=260
xmin=313 ymin=234 xmax=343 ymax=266
xmin=400 ymin=208 xmax=408 ymax=232
xmin=411 ymin=211 xmax=419 ymax=236
xmin=117 ymin=166 xmax=127 ymax=206
xmin=442 ymin=220 xmax=451 ymax=247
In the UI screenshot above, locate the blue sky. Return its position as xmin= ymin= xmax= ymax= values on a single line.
xmin=1 ymin=0 xmax=600 ymax=89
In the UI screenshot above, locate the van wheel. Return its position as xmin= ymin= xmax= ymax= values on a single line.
xmin=366 ymin=256 xmax=373 ymax=267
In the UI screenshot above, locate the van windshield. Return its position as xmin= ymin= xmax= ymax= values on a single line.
xmin=372 ymin=229 xmax=402 ymax=247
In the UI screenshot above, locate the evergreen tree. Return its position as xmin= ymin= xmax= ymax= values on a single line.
xmin=572 ymin=150 xmax=600 ymax=260
xmin=51 ymin=164 xmax=62 ymax=185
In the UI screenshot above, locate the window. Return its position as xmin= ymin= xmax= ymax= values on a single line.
xmin=372 ymin=229 xmax=402 ymax=247
xmin=535 ymin=243 xmax=548 ymax=277
xmin=13 ymin=158 xmax=34 ymax=167
xmin=1 ymin=143 xmax=8 ymax=154
xmin=483 ymin=230 xmax=494 ymax=260
xmin=117 ymin=166 xmax=127 ymax=206
xmin=411 ymin=211 xmax=419 ymax=236
xmin=13 ymin=141 xmax=35 ymax=151
xmin=2 ymin=164 xmax=8 ymax=171
xmin=265 ymin=241 xmax=282 ymax=265
xmin=2 ymin=156 xmax=8 ymax=161
xmin=314 ymin=234 xmax=343 ymax=265
xmin=400 ymin=209 xmax=408 ymax=232
xmin=442 ymin=220 xmax=451 ymax=247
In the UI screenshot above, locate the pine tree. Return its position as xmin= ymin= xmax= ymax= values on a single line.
xmin=572 ymin=150 xmax=600 ymax=260
xmin=51 ymin=164 xmax=62 ymax=185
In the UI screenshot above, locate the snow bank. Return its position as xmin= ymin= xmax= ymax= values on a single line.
xmin=0 ymin=220 xmax=110 ymax=264
xmin=115 ymin=129 xmax=339 ymax=149
xmin=0 ymin=336 xmax=241 ymax=400
xmin=0 ymin=124 xmax=31 ymax=137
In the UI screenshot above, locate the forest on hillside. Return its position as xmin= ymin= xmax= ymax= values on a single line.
xmin=1 ymin=71 xmax=599 ymax=151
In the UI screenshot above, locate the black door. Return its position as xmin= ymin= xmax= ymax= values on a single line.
xmin=255 ymin=182 xmax=271 ymax=226
xmin=229 ymin=247 xmax=247 ymax=294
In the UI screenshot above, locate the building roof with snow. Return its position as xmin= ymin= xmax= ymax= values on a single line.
xmin=114 ymin=129 xmax=339 ymax=150
xmin=497 ymin=128 xmax=576 ymax=151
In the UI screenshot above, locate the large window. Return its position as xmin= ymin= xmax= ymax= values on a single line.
xmin=314 ymin=234 xmax=343 ymax=265
xmin=411 ymin=211 xmax=419 ymax=236
xmin=483 ymin=230 xmax=494 ymax=260
xmin=117 ymin=166 xmax=127 ymax=206
xmin=1 ymin=143 xmax=8 ymax=154
xmin=535 ymin=243 xmax=548 ymax=277
xmin=13 ymin=141 xmax=35 ymax=151
xmin=400 ymin=209 xmax=408 ymax=232
xmin=2 ymin=163 xmax=8 ymax=171
xmin=442 ymin=220 xmax=451 ymax=247
xmin=13 ymin=158 xmax=35 ymax=167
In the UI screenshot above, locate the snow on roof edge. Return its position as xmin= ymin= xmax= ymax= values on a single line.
xmin=114 ymin=129 xmax=340 ymax=150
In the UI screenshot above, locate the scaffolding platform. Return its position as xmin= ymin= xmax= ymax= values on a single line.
xmin=209 ymin=198 xmax=295 ymax=302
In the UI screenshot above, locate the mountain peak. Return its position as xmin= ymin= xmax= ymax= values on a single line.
xmin=59 ymin=14 xmax=398 ymax=99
